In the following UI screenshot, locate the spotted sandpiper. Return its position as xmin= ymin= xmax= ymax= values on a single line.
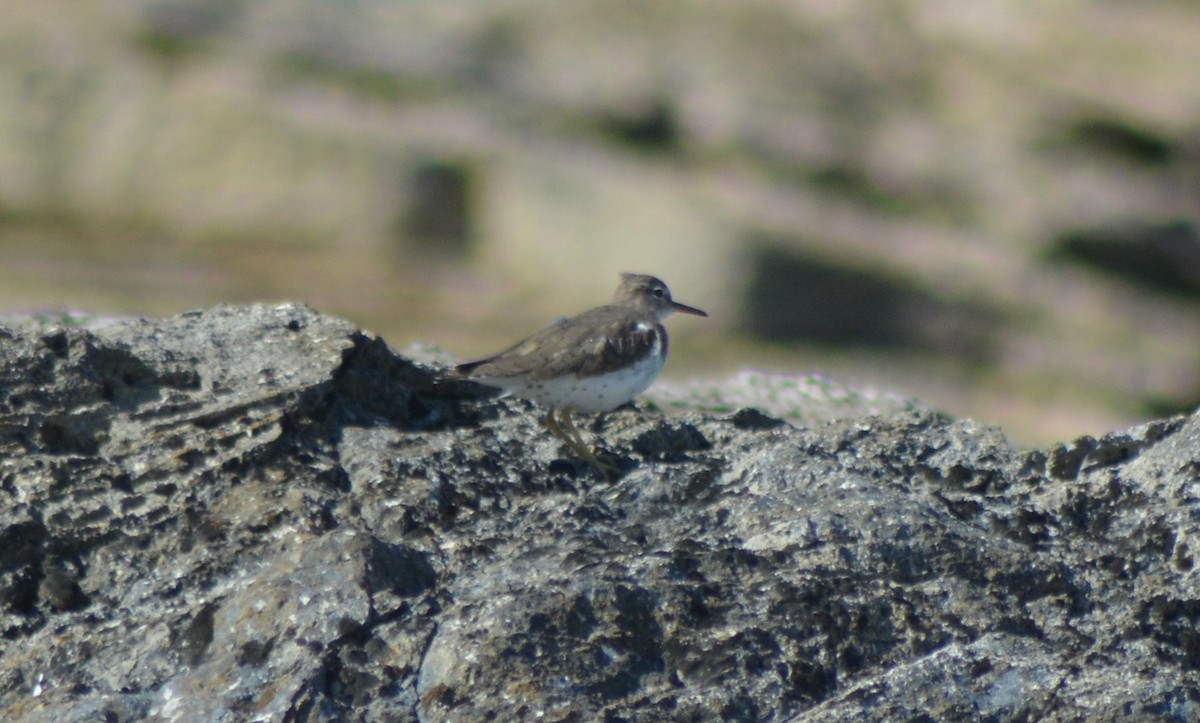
xmin=454 ymin=273 xmax=707 ymax=475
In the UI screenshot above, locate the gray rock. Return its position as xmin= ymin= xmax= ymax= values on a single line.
xmin=1 ymin=304 xmax=1198 ymax=721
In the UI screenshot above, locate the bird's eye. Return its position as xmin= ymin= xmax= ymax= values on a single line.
xmin=652 ymin=288 xmax=665 ymax=298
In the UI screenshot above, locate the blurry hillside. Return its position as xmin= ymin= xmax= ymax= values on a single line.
xmin=3 ymin=0 xmax=1200 ymax=445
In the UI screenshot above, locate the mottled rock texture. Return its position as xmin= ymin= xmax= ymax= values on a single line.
xmin=1 ymin=304 xmax=1198 ymax=721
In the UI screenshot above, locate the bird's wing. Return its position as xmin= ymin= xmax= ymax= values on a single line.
xmin=456 ymin=307 xmax=660 ymax=380
xmin=559 ymin=314 xmax=662 ymax=379
xmin=453 ymin=315 xmax=570 ymax=377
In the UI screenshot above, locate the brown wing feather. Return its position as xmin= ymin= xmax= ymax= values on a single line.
xmin=453 ymin=316 xmax=570 ymax=377
xmin=565 ymin=318 xmax=663 ymax=379
xmin=455 ymin=306 xmax=664 ymax=380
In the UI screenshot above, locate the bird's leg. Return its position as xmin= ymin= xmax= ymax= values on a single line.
xmin=544 ymin=409 xmax=619 ymax=479
xmin=543 ymin=409 xmax=582 ymax=454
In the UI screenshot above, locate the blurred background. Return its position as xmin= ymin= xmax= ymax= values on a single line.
xmin=3 ymin=0 xmax=1200 ymax=447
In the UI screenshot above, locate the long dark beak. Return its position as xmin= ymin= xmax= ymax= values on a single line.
xmin=672 ymin=301 xmax=708 ymax=317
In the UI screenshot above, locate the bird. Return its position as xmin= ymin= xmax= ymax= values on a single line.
xmin=453 ymin=273 xmax=707 ymax=475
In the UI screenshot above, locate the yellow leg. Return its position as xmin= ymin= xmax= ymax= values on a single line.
xmin=543 ymin=409 xmax=619 ymax=479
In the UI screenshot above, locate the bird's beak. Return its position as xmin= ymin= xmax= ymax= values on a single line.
xmin=671 ymin=301 xmax=708 ymax=317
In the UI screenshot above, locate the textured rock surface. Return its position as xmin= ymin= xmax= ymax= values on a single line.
xmin=1 ymin=304 xmax=1199 ymax=721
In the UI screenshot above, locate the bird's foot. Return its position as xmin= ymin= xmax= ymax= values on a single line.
xmin=580 ymin=446 xmax=622 ymax=481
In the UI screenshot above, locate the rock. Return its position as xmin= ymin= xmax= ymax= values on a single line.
xmin=1 ymin=304 xmax=1198 ymax=721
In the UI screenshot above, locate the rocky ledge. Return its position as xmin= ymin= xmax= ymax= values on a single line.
xmin=1 ymin=304 xmax=1197 ymax=722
